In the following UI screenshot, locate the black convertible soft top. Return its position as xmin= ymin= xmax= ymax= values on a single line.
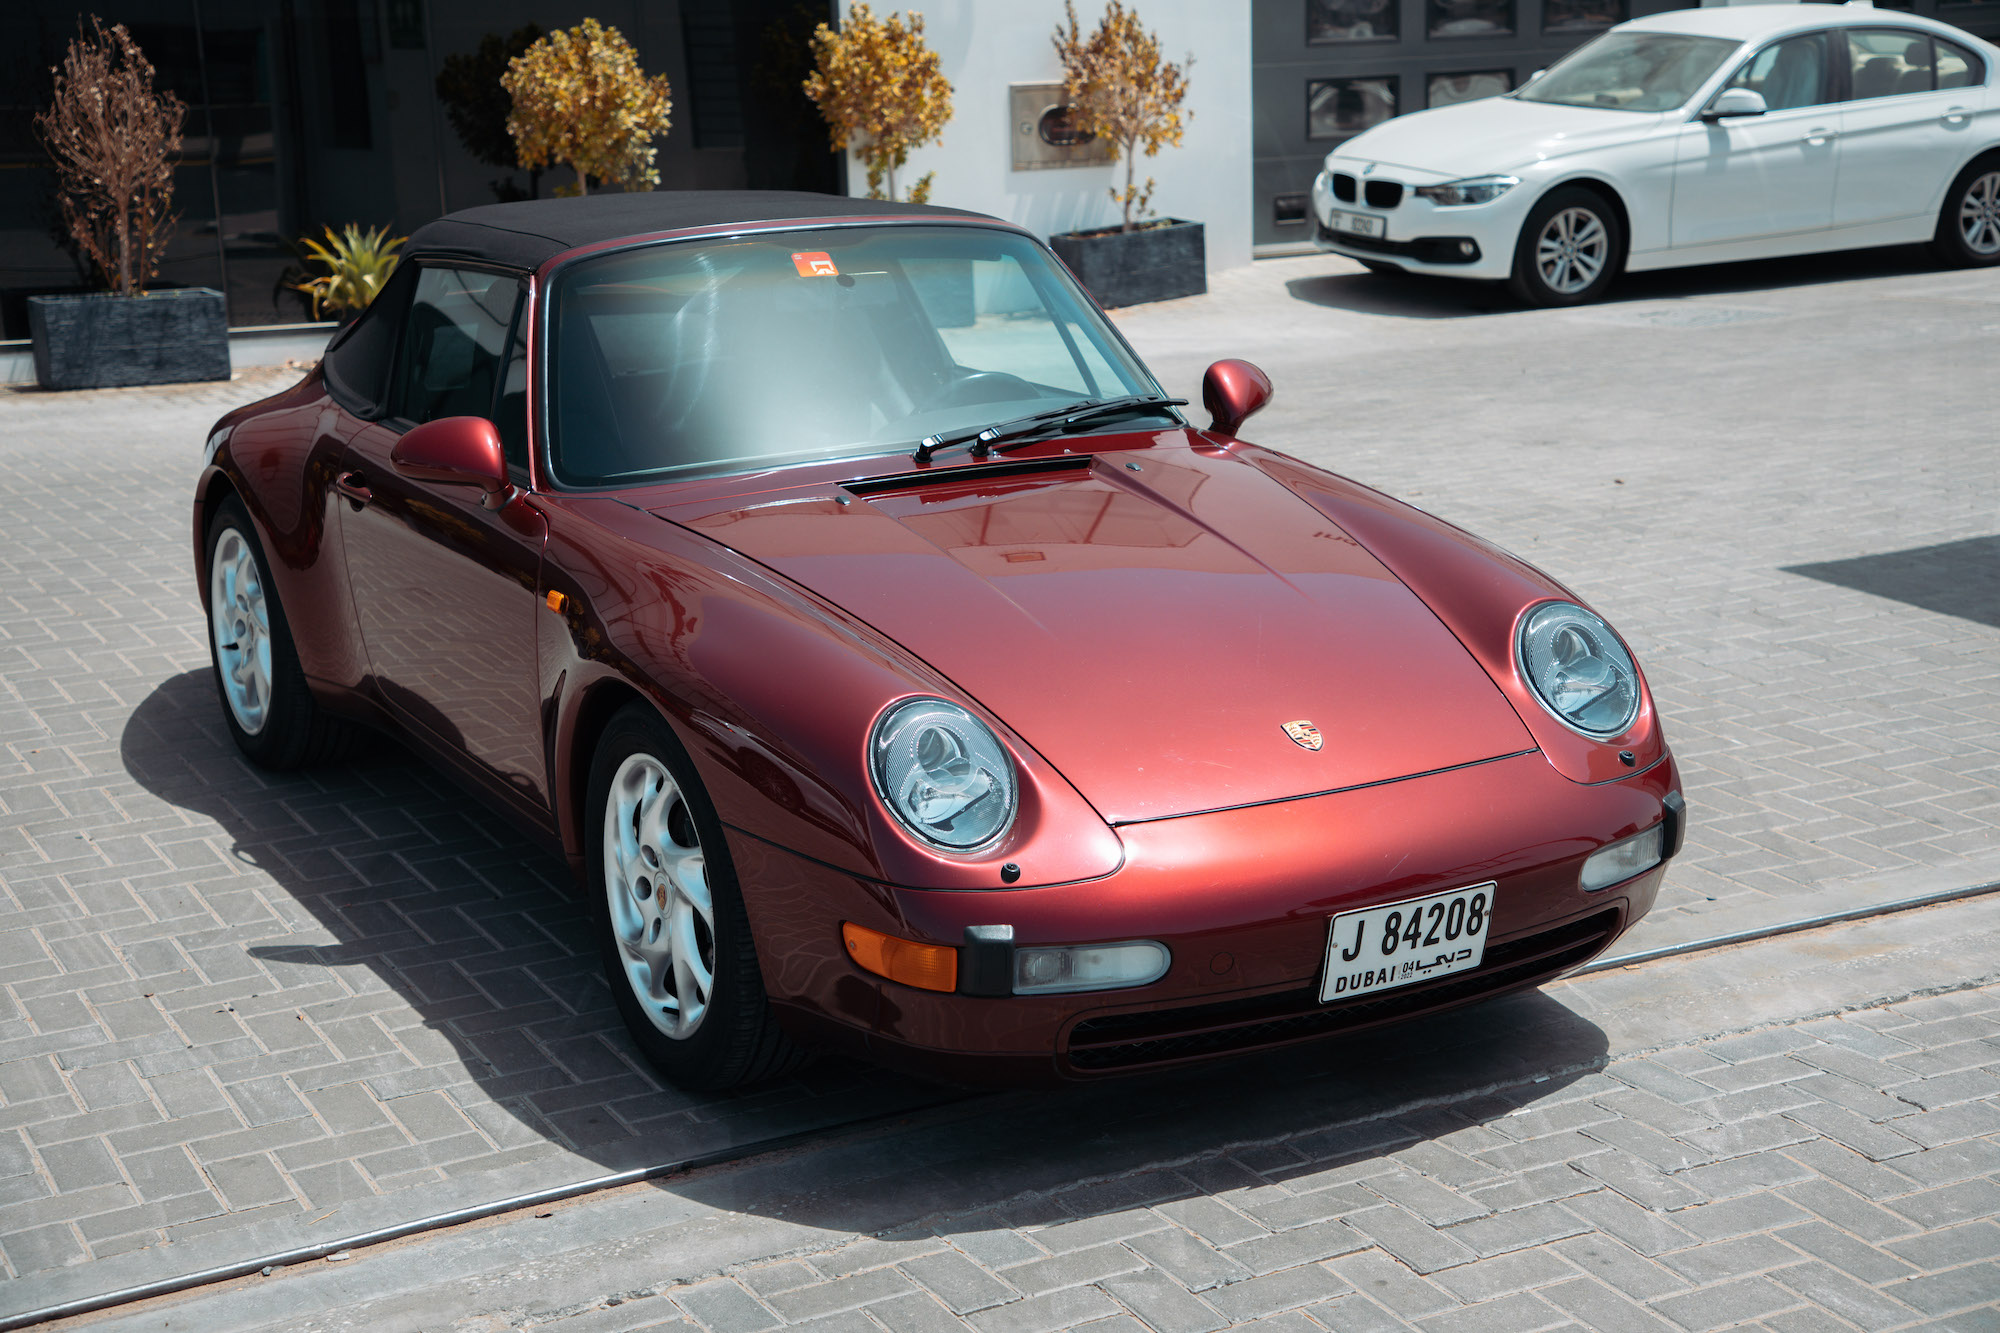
xmin=404 ymin=190 xmax=988 ymax=271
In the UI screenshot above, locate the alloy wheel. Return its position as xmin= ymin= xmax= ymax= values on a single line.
xmin=209 ymin=527 xmax=272 ymax=735
xmin=1960 ymin=171 xmax=2000 ymax=257
xmin=603 ymin=752 xmax=716 ymax=1040
xmin=1535 ymin=207 xmax=1609 ymax=296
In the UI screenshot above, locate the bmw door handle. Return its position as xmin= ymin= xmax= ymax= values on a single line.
xmin=334 ymin=471 xmax=373 ymax=507
xmin=1941 ymin=106 xmax=1971 ymax=127
xmin=1802 ymin=128 xmax=1835 ymax=146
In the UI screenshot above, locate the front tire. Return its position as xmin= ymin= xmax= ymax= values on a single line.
xmin=204 ymin=497 xmax=351 ymax=769
xmin=1932 ymin=157 xmax=2000 ymax=268
xmin=1509 ymin=187 xmax=1623 ymax=306
xmin=586 ymin=703 xmax=803 ymax=1091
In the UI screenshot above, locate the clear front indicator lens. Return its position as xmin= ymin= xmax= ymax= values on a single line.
xmin=1414 ymin=175 xmax=1519 ymax=207
xmin=1581 ymin=824 xmax=1664 ymax=891
xmin=1014 ymin=941 xmax=1170 ymax=995
xmin=869 ymin=698 xmax=1018 ymax=851
xmin=1517 ymin=602 xmax=1641 ymax=737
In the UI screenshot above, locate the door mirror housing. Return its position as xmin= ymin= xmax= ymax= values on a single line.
xmin=392 ymin=416 xmax=514 ymax=508
xmin=1202 ymin=359 xmax=1274 ymax=438
xmin=1704 ymin=88 xmax=1768 ymax=121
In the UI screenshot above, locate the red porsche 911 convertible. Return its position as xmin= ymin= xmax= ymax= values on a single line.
xmin=195 ymin=192 xmax=1685 ymax=1089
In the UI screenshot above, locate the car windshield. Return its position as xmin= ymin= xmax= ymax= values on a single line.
xmin=546 ymin=224 xmax=1162 ymax=485
xmin=1516 ymin=31 xmax=1741 ymax=112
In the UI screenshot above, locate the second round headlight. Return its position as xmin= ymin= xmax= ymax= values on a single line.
xmin=869 ymin=698 xmax=1018 ymax=852
xmin=1517 ymin=602 xmax=1640 ymax=737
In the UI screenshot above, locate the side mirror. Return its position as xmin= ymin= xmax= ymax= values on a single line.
xmin=1703 ymin=88 xmax=1768 ymax=121
xmin=392 ymin=416 xmax=514 ymax=508
xmin=1202 ymin=359 xmax=1274 ymax=439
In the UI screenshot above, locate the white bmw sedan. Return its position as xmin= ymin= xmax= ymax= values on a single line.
xmin=1312 ymin=3 xmax=2000 ymax=304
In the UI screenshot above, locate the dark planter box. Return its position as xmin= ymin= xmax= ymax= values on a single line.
xmin=28 ymin=288 xmax=231 ymax=390
xmin=1049 ymin=219 xmax=1205 ymax=309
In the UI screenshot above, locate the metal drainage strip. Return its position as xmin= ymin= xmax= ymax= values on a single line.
xmin=11 ymin=876 xmax=1999 ymax=1331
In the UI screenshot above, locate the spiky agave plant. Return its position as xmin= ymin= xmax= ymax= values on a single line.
xmin=292 ymin=224 xmax=405 ymax=320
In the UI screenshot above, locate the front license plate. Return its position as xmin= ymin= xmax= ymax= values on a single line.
xmin=1320 ymin=883 xmax=1495 ymax=1003
xmin=1330 ymin=209 xmax=1383 ymax=238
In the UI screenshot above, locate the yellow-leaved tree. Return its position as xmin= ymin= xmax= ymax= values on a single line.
xmin=502 ymin=19 xmax=672 ymax=195
xmin=1052 ymin=1 xmax=1191 ymax=232
xmin=803 ymin=5 xmax=952 ymax=204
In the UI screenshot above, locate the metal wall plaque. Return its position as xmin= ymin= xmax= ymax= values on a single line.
xmin=1010 ymin=83 xmax=1117 ymax=171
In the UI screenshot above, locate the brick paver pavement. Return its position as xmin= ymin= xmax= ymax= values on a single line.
xmin=527 ymin=983 xmax=2000 ymax=1333
xmin=2 ymin=254 xmax=1997 ymax=1301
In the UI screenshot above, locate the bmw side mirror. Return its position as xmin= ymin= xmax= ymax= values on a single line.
xmin=1202 ymin=359 xmax=1274 ymax=438
xmin=1703 ymin=88 xmax=1768 ymax=121
xmin=392 ymin=416 xmax=515 ymax=508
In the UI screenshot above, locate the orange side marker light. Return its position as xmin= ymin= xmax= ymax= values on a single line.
xmin=842 ymin=922 xmax=957 ymax=993
xmin=546 ymin=590 xmax=567 ymax=613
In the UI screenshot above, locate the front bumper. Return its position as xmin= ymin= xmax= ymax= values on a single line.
xmin=732 ymin=748 xmax=1680 ymax=1083
xmin=1313 ymin=166 xmax=1531 ymax=282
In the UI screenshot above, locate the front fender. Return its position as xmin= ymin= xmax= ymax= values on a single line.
xmin=1242 ymin=447 xmax=1666 ymax=786
xmin=537 ymin=494 xmax=1125 ymax=893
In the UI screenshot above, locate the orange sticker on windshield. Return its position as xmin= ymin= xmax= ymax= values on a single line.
xmin=792 ymin=251 xmax=839 ymax=277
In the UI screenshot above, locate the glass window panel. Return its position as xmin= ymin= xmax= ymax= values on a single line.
xmin=1429 ymin=0 xmax=1514 ymax=39
xmin=1429 ymin=70 xmax=1513 ymax=108
xmin=1517 ymin=32 xmax=1740 ymax=112
xmin=1308 ymin=77 xmax=1398 ymax=140
xmin=391 ymin=268 xmax=520 ymax=424
xmin=1936 ymin=39 xmax=1982 ymax=88
xmin=1543 ymin=0 xmax=1626 ymax=34
xmin=1725 ymin=34 xmax=1829 ymax=111
xmin=497 ymin=306 xmax=530 ymax=476
xmin=1848 ymin=30 xmax=1933 ymax=99
xmin=1307 ymin=0 xmax=1398 ymax=44
xmin=548 ymin=227 xmax=1156 ymax=485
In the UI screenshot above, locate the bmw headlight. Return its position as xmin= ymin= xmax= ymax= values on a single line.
xmin=1414 ymin=175 xmax=1519 ymax=207
xmin=869 ymin=698 xmax=1018 ymax=851
xmin=1517 ymin=602 xmax=1640 ymax=738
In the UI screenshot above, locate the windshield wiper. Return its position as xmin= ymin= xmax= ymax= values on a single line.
xmin=911 ymin=394 xmax=1187 ymax=465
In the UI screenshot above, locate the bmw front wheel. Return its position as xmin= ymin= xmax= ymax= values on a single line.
xmin=1510 ymin=187 xmax=1623 ymax=307
xmin=586 ymin=703 xmax=802 ymax=1091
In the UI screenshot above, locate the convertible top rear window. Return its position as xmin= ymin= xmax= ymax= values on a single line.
xmin=1517 ymin=31 xmax=1740 ymax=111
xmin=546 ymin=225 xmax=1157 ymax=486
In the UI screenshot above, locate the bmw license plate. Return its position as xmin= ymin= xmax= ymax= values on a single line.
xmin=1329 ymin=209 xmax=1383 ymax=238
xmin=1320 ymin=883 xmax=1494 ymax=1003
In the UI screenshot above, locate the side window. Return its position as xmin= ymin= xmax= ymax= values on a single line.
xmin=389 ymin=267 xmax=522 ymax=425
xmin=1847 ymin=29 xmax=1933 ymax=100
xmin=1727 ymin=33 xmax=1828 ymax=111
xmin=1936 ymin=38 xmax=1983 ymax=90
xmin=495 ymin=308 xmax=530 ymax=477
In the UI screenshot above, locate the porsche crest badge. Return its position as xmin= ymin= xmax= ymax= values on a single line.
xmin=1283 ymin=720 xmax=1323 ymax=751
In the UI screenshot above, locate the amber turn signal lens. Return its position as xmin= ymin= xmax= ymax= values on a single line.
xmin=842 ymin=922 xmax=957 ymax=993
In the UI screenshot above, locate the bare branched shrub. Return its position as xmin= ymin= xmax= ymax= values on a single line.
xmin=35 ymin=17 xmax=186 ymax=296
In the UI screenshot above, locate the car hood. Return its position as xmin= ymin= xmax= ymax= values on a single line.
xmin=653 ymin=440 xmax=1536 ymax=824
xmin=1335 ymin=97 xmax=1669 ymax=178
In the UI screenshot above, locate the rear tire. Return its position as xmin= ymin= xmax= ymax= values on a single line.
xmin=1509 ymin=187 xmax=1623 ymax=307
xmin=204 ymin=497 xmax=353 ymax=769
xmin=1931 ymin=156 xmax=2000 ymax=268
xmin=586 ymin=703 xmax=804 ymax=1091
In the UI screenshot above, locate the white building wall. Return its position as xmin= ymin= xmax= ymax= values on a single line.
xmin=833 ymin=0 xmax=1254 ymax=274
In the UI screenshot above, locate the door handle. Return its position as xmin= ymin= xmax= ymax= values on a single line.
xmin=1802 ymin=128 xmax=1835 ymax=146
xmin=1942 ymin=106 xmax=1971 ymax=127
xmin=333 ymin=471 xmax=373 ymax=506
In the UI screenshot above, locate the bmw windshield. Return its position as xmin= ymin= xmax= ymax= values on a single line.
xmin=546 ymin=225 xmax=1164 ymax=485
xmin=1515 ymin=31 xmax=1741 ymax=112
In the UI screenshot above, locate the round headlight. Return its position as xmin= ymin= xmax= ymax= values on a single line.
xmin=1517 ymin=602 xmax=1640 ymax=738
xmin=869 ymin=698 xmax=1018 ymax=851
